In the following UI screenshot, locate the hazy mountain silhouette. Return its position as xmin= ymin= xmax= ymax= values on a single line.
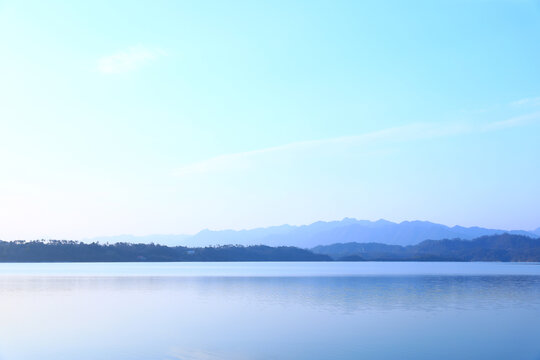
xmin=86 ymin=219 xmax=538 ymax=248
xmin=313 ymin=234 xmax=540 ymax=262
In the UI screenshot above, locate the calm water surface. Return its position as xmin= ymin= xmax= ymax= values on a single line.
xmin=0 ymin=262 xmax=539 ymax=360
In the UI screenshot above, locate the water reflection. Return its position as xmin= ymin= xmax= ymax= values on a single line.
xmin=1 ymin=275 xmax=540 ymax=312
xmin=0 ymin=266 xmax=539 ymax=359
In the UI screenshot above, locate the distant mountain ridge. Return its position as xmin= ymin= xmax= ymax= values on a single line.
xmin=312 ymin=234 xmax=540 ymax=262
xmin=86 ymin=218 xmax=539 ymax=248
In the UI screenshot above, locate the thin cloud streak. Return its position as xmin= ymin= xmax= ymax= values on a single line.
xmin=175 ymin=113 xmax=540 ymax=177
xmin=510 ymin=96 xmax=540 ymax=107
xmin=97 ymin=45 xmax=165 ymax=74
xmin=484 ymin=111 xmax=540 ymax=131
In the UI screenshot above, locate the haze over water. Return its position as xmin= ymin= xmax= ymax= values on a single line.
xmin=1 ymin=262 xmax=539 ymax=360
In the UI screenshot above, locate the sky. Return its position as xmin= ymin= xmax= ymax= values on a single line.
xmin=1 ymin=0 xmax=539 ymax=240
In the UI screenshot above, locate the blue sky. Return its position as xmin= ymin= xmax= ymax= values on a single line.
xmin=1 ymin=0 xmax=539 ymax=240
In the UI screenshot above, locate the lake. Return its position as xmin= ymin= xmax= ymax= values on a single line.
xmin=0 ymin=262 xmax=539 ymax=359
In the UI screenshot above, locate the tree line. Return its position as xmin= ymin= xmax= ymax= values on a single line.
xmin=0 ymin=241 xmax=330 ymax=262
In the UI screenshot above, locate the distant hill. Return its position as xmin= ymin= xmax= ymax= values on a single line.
xmin=0 ymin=241 xmax=330 ymax=262
xmin=1 ymin=234 xmax=540 ymax=262
xmin=312 ymin=234 xmax=540 ymax=261
xmin=86 ymin=219 xmax=539 ymax=248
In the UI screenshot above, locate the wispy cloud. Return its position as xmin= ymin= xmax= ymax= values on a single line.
xmin=174 ymin=123 xmax=465 ymax=177
xmin=175 ymin=113 xmax=540 ymax=177
xmin=510 ymin=96 xmax=540 ymax=107
xmin=483 ymin=111 xmax=540 ymax=131
xmin=97 ymin=45 xmax=165 ymax=74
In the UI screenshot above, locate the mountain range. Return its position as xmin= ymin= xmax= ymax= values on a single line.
xmin=87 ymin=218 xmax=539 ymax=248
xmin=312 ymin=233 xmax=540 ymax=262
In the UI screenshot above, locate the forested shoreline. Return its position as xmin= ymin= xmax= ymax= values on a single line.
xmin=0 ymin=241 xmax=330 ymax=262
xmin=0 ymin=234 xmax=539 ymax=262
